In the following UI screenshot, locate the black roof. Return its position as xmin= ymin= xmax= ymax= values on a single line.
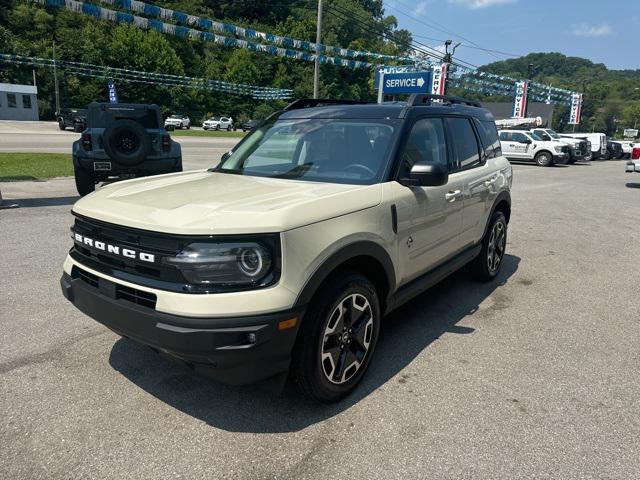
xmin=279 ymin=95 xmax=495 ymax=122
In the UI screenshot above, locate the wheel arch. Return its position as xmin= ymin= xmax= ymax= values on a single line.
xmin=482 ymin=190 xmax=511 ymax=239
xmin=294 ymin=241 xmax=396 ymax=314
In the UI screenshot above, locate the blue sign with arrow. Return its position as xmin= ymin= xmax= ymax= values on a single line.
xmin=382 ymin=71 xmax=432 ymax=95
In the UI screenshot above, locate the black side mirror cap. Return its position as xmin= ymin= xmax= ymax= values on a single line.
xmin=399 ymin=163 xmax=448 ymax=187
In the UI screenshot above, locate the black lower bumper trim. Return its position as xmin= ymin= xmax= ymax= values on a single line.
xmin=61 ymin=272 xmax=303 ymax=385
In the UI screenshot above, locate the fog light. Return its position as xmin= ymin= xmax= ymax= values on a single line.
xmin=246 ymin=333 xmax=257 ymax=344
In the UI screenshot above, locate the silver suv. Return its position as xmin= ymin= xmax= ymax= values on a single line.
xmin=60 ymin=95 xmax=513 ymax=402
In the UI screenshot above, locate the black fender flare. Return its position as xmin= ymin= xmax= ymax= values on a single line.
xmin=482 ymin=190 xmax=511 ymax=239
xmin=294 ymin=241 xmax=396 ymax=308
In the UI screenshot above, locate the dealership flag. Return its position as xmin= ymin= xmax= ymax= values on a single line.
xmin=568 ymin=93 xmax=583 ymax=125
xmin=107 ymin=78 xmax=118 ymax=104
xmin=512 ymin=81 xmax=528 ymax=118
xmin=431 ymin=63 xmax=447 ymax=98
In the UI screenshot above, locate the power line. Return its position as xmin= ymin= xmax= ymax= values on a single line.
xmin=327 ymin=3 xmax=478 ymax=69
xmin=384 ymin=0 xmax=504 ymax=61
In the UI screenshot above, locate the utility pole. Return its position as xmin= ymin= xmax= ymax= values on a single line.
xmin=441 ymin=40 xmax=460 ymax=96
xmin=313 ymin=0 xmax=323 ymax=99
xmin=52 ymin=40 xmax=60 ymax=115
xmin=32 ymin=69 xmax=37 ymax=87
xmin=525 ymin=63 xmax=534 ymax=117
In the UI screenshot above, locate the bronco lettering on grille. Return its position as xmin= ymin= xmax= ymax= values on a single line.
xmin=73 ymin=232 xmax=156 ymax=263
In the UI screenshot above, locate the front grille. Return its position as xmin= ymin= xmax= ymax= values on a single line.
xmin=73 ymin=266 xmax=99 ymax=288
xmin=115 ymin=284 xmax=157 ymax=309
xmin=71 ymin=265 xmax=157 ymax=309
xmin=70 ymin=215 xmax=190 ymax=289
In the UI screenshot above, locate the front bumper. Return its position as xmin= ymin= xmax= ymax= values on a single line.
xmin=626 ymin=161 xmax=640 ymax=173
xmin=60 ymin=271 xmax=303 ymax=385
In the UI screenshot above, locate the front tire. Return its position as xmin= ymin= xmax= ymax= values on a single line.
xmin=74 ymin=164 xmax=95 ymax=196
xmin=469 ymin=211 xmax=507 ymax=281
xmin=291 ymin=272 xmax=381 ymax=403
xmin=535 ymin=151 xmax=553 ymax=167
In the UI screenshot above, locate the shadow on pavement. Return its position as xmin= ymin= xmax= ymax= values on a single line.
xmin=625 ymin=182 xmax=640 ymax=189
xmin=109 ymin=254 xmax=520 ymax=433
xmin=11 ymin=195 xmax=79 ymax=207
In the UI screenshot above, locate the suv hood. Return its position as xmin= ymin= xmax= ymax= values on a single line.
xmin=72 ymin=170 xmax=382 ymax=234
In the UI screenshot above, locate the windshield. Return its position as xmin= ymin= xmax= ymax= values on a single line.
xmin=170 ymin=115 xmax=182 ymax=119
xmin=217 ymin=118 xmax=398 ymax=184
xmin=546 ymin=129 xmax=562 ymax=139
xmin=209 ymin=117 xmax=220 ymax=121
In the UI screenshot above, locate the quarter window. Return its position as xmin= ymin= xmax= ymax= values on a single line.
xmin=474 ymin=119 xmax=502 ymax=159
xmin=7 ymin=93 xmax=17 ymax=108
xmin=447 ymin=117 xmax=481 ymax=170
xmin=398 ymin=117 xmax=448 ymax=178
xmin=22 ymin=95 xmax=32 ymax=109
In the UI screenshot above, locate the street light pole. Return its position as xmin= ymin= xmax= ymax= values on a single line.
xmin=313 ymin=0 xmax=323 ymax=99
xmin=52 ymin=40 xmax=60 ymax=115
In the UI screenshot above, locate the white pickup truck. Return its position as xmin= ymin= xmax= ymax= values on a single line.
xmin=498 ymin=129 xmax=570 ymax=166
xmin=559 ymin=132 xmax=606 ymax=160
xmin=625 ymin=146 xmax=640 ymax=173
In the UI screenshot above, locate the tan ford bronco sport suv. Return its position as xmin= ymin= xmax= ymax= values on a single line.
xmin=60 ymin=95 xmax=513 ymax=402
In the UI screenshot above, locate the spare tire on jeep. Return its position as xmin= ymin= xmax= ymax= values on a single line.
xmin=103 ymin=119 xmax=151 ymax=166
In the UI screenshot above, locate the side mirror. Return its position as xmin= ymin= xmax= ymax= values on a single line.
xmin=399 ymin=163 xmax=448 ymax=187
xmin=220 ymin=150 xmax=232 ymax=162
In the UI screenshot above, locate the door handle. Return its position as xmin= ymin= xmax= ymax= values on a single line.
xmin=445 ymin=190 xmax=462 ymax=202
xmin=484 ymin=176 xmax=497 ymax=187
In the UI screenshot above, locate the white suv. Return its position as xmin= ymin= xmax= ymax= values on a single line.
xmin=499 ymin=129 xmax=569 ymax=166
xmin=203 ymin=116 xmax=234 ymax=131
xmin=60 ymin=96 xmax=513 ymax=402
xmin=164 ymin=114 xmax=190 ymax=130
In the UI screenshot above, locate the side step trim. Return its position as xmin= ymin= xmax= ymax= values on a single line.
xmin=386 ymin=244 xmax=481 ymax=314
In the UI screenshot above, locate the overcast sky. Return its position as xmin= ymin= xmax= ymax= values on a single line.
xmin=383 ymin=0 xmax=638 ymax=70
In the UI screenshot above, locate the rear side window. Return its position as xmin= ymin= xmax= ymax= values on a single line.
xmin=499 ymin=131 xmax=511 ymax=141
xmin=447 ymin=117 xmax=481 ymax=170
xmin=474 ymin=119 xmax=502 ymax=159
xmin=398 ymin=118 xmax=448 ymax=177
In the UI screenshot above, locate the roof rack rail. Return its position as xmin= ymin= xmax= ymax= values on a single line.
xmin=407 ymin=94 xmax=482 ymax=108
xmin=282 ymin=98 xmax=369 ymax=111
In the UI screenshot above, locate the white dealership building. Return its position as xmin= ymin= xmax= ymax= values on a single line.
xmin=0 ymin=83 xmax=39 ymax=121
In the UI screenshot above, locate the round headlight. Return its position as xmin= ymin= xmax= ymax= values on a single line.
xmin=238 ymin=247 xmax=264 ymax=277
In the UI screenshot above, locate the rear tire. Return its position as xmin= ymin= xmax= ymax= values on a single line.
xmin=535 ymin=151 xmax=553 ymax=167
xmin=73 ymin=122 xmax=83 ymax=133
xmin=74 ymin=164 xmax=95 ymax=197
xmin=469 ymin=211 xmax=507 ymax=282
xmin=291 ymin=272 xmax=381 ymax=403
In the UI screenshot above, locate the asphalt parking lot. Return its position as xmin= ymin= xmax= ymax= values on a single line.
xmin=1 ymin=157 xmax=639 ymax=479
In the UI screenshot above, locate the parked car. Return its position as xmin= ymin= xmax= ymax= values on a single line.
xmin=203 ymin=116 xmax=234 ymax=131
xmin=72 ymin=102 xmax=182 ymax=196
xmin=60 ymin=95 xmax=512 ymax=402
xmin=498 ymin=129 xmax=570 ymax=166
xmin=241 ymin=119 xmax=259 ymax=132
xmin=57 ymin=108 xmax=88 ymax=132
xmin=559 ymin=132 xmax=607 ymax=160
xmin=530 ymin=128 xmax=590 ymax=163
xmin=605 ymin=139 xmax=624 ymax=160
xmin=164 ymin=114 xmax=191 ymax=130
xmin=617 ymin=141 xmax=635 ymax=159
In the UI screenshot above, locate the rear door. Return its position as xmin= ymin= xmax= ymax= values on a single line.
xmin=499 ymin=131 xmax=517 ymax=158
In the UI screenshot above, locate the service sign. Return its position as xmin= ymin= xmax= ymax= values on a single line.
xmin=512 ymin=81 xmax=528 ymax=119
xmin=382 ymin=71 xmax=432 ymax=95
xmin=568 ymin=93 xmax=583 ymax=125
xmin=623 ymin=128 xmax=638 ymax=138
xmin=374 ymin=65 xmax=419 ymax=89
xmin=107 ymin=78 xmax=118 ymax=104
xmin=431 ymin=63 xmax=447 ymax=97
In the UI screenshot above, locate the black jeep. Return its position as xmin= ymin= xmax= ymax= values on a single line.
xmin=72 ymin=103 xmax=182 ymax=196
xmin=57 ymin=108 xmax=88 ymax=132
